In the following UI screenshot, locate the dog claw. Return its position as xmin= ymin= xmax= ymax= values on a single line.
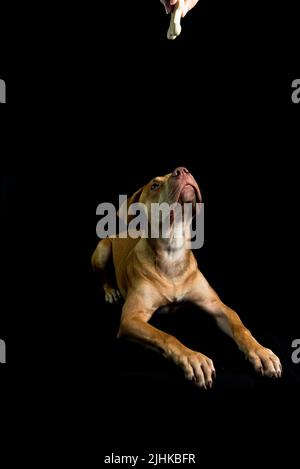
xmin=104 ymin=287 xmax=121 ymax=304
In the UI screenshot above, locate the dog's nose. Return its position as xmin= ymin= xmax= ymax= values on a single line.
xmin=172 ymin=167 xmax=190 ymax=178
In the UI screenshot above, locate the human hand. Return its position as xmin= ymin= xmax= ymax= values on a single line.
xmin=161 ymin=0 xmax=199 ymax=17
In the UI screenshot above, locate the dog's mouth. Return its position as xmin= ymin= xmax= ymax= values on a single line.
xmin=178 ymin=184 xmax=197 ymax=204
xmin=168 ymin=184 xmax=201 ymax=223
xmin=177 ymin=183 xmax=202 ymax=208
xmin=167 ymin=176 xmax=202 ymax=224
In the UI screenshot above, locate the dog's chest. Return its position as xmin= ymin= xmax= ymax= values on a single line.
xmin=160 ymin=280 xmax=191 ymax=304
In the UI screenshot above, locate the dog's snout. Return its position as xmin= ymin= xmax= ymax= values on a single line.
xmin=172 ymin=167 xmax=190 ymax=178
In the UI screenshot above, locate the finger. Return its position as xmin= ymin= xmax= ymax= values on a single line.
xmin=182 ymin=0 xmax=197 ymax=17
xmin=160 ymin=0 xmax=172 ymax=14
xmin=181 ymin=5 xmax=188 ymax=17
xmin=182 ymin=0 xmax=192 ymax=17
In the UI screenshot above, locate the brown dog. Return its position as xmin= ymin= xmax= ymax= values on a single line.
xmin=92 ymin=167 xmax=282 ymax=388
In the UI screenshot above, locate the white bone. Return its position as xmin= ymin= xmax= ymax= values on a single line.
xmin=167 ymin=0 xmax=185 ymax=40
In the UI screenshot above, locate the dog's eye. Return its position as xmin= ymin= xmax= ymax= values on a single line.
xmin=151 ymin=182 xmax=161 ymax=191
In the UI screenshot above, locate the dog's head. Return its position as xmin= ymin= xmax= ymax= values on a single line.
xmin=118 ymin=168 xmax=202 ymax=239
xmin=128 ymin=167 xmax=201 ymax=212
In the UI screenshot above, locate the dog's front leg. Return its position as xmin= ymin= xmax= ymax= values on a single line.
xmin=118 ymin=290 xmax=216 ymax=389
xmin=91 ymin=238 xmax=121 ymax=304
xmin=190 ymin=273 xmax=282 ymax=378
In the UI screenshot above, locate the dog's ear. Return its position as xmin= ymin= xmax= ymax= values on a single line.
xmin=127 ymin=187 xmax=144 ymax=208
xmin=118 ymin=186 xmax=145 ymax=227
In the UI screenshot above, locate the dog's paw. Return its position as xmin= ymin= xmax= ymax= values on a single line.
xmin=180 ymin=350 xmax=216 ymax=389
xmin=104 ymin=286 xmax=122 ymax=304
xmin=247 ymin=346 xmax=282 ymax=378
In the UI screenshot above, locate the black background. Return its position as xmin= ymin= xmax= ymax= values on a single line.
xmin=1 ymin=0 xmax=300 ymax=462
